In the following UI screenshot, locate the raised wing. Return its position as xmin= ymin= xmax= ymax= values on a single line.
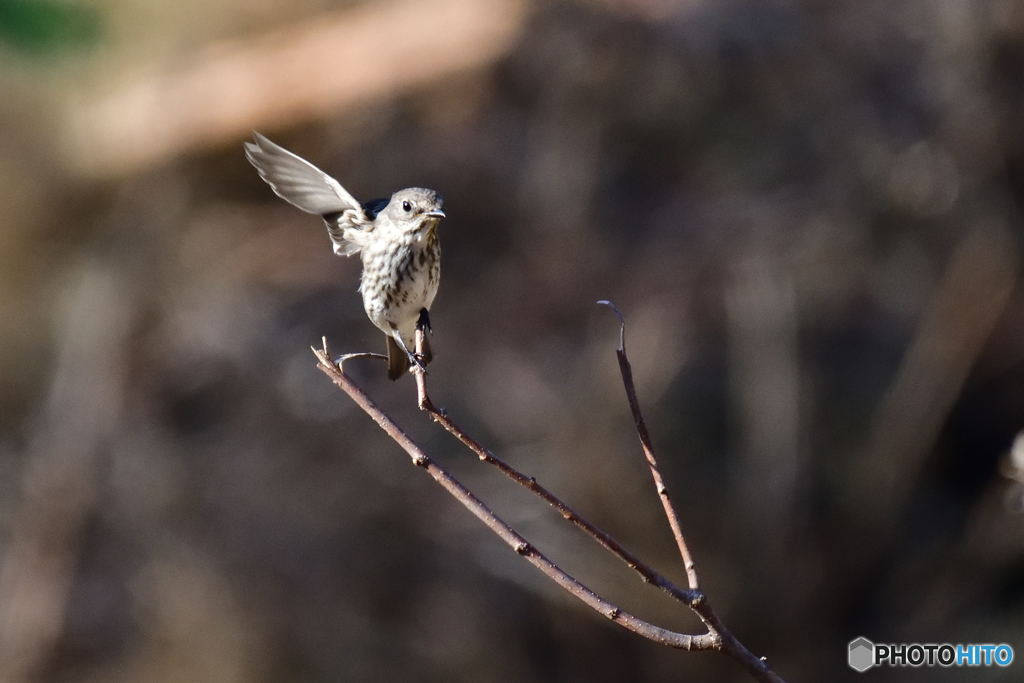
xmin=244 ymin=133 xmax=361 ymax=215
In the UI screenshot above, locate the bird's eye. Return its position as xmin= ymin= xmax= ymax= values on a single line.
xmin=402 ymin=200 xmax=412 ymax=212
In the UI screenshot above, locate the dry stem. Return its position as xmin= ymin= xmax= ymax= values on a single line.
xmin=314 ymin=309 xmax=786 ymax=682
xmin=314 ymin=343 xmax=713 ymax=650
xmin=598 ymin=300 xmax=699 ymax=588
xmin=411 ymin=338 xmax=701 ymax=607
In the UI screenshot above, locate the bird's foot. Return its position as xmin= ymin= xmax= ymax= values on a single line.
xmin=409 ymin=353 xmax=428 ymax=375
xmin=391 ymin=329 xmax=428 ymax=376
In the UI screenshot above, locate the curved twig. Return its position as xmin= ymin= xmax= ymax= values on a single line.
xmin=597 ymin=300 xmax=698 ymax=588
xmin=313 ymin=320 xmax=786 ymax=682
xmin=597 ymin=301 xmax=779 ymax=680
xmin=312 ymin=344 xmax=715 ymax=650
xmin=411 ymin=334 xmax=702 ymax=607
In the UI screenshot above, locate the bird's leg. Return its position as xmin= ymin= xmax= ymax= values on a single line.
xmin=413 ymin=309 xmax=434 ymax=366
xmin=390 ymin=326 xmax=427 ymax=374
xmin=417 ymin=308 xmax=432 ymax=335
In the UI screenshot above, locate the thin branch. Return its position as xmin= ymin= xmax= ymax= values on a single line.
xmin=335 ymin=352 xmax=388 ymax=364
xmin=312 ymin=344 xmax=715 ymax=650
xmin=598 ymin=300 xmax=698 ymax=588
xmin=315 ymin=323 xmax=786 ymax=683
xmin=596 ymin=301 xmax=781 ymax=681
xmin=411 ymin=332 xmax=702 ymax=607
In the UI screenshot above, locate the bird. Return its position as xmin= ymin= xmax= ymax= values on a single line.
xmin=244 ymin=132 xmax=444 ymax=380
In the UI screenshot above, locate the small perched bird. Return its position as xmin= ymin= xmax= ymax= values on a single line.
xmin=244 ymin=133 xmax=443 ymax=380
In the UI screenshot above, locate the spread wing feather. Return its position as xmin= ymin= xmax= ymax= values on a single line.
xmin=246 ymin=132 xmax=374 ymax=255
xmin=244 ymin=133 xmax=361 ymax=215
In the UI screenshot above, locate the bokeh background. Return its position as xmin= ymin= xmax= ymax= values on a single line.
xmin=1 ymin=0 xmax=1024 ymax=680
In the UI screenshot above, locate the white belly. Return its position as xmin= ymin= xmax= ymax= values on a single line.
xmin=360 ymin=234 xmax=438 ymax=347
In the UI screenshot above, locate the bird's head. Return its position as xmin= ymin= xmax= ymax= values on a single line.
xmin=385 ymin=188 xmax=445 ymax=234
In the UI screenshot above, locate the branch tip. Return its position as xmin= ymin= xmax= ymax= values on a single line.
xmin=314 ymin=307 xmax=787 ymax=682
xmin=597 ymin=300 xmax=626 ymax=352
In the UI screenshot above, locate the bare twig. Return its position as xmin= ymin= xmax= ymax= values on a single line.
xmin=411 ymin=332 xmax=702 ymax=607
xmin=312 ymin=344 xmax=714 ymax=650
xmin=335 ymin=351 xmax=388 ymax=366
xmin=598 ymin=300 xmax=699 ymax=589
xmin=596 ymin=302 xmax=781 ymax=681
xmin=313 ymin=318 xmax=786 ymax=682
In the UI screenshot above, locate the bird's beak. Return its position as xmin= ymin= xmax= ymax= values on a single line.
xmin=425 ymin=210 xmax=446 ymax=218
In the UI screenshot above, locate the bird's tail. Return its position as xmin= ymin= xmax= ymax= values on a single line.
xmin=386 ymin=336 xmax=409 ymax=380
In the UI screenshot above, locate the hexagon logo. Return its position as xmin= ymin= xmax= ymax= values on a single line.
xmin=849 ymin=637 xmax=875 ymax=672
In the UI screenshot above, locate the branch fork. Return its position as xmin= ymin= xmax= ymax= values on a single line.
xmin=313 ymin=302 xmax=784 ymax=682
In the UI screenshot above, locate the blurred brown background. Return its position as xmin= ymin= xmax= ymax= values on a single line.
xmin=1 ymin=0 xmax=1024 ymax=680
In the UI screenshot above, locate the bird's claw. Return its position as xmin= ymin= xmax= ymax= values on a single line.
xmin=409 ymin=352 xmax=428 ymax=375
xmin=390 ymin=323 xmax=429 ymax=376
